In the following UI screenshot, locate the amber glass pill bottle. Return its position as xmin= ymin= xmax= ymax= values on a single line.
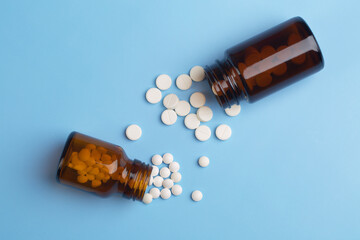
xmin=56 ymin=132 xmax=152 ymax=201
xmin=205 ymin=17 xmax=324 ymax=108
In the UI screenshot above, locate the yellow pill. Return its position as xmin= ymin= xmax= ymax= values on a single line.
xmin=85 ymin=157 xmax=96 ymax=166
xmin=89 ymin=168 xmax=99 ymax=175
xmin=79 ymin=148 xmax=91 ymax=161
xmin=86 ymin=166 xmax=93 ymax=172
xmin=73 ymin=162 xmax=87 ymax=171
xmin=100 ymin=167 xmax=109 ymax=174
xmin=77 ymin=175 xmax=88 ymax=183
xmin=87 ymin=174 xmax=95 ymax=181
xmin=96 ymin=172 xmax=105 ymax=180
xmin=71 ymin=152 xmax=78 ymax=157
xmin=97 ymin=146 xmax=107 ymax=153
xmin=101 ymin=154 xmax=111 ymax=162
xmin=91 ymin=179 xmax=101 ymax=188
xmin=68 ymin=163 xmax=73 ymax=168
xmin=77 ymin=170 xmax=86 ymax=175
xmin=103 ymin=174 xmax=110 ymax=182
xmin=91 ymin=149 xmax=101 ymax=161
xmin=85 ymin=144 xmax=96 ymax=150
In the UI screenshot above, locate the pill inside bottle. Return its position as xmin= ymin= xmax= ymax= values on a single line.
xmin=205 ymin=17 xmax=324 ymax=108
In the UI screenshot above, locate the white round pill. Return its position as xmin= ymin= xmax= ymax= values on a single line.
xmin=125 ymin=124 xmax=142 ymax=141
xmin=162 ymin=179 xmax=174 ymax=188
xmin=175 ymin=100 xmax=191 ymax=116
xmin=215 ymin=124 xmax=232 ymax=140
xmin=151 ymin=166 xmax=159 ymax=176
xmin=190 ymin=92 xmax=206 ymax=108
xmin=153 ymin=176 xmax=164 ymax=188
xmin=161 ymin=109 xmax=177 ymax=125
xmin=151 ymin=154 xmax=162 ymax=165
xmin=145 ymin=88 xmax=162 ymax=104
xmin=198 ymin=156 xmax=210 ymax=167
xmin=149 ymin=188 xmax=161 ymax=199
xmin=171 ymin=185 xmax=183 ymax=196
xmin=169 ymin=161 xmax=180 ymax=172
xmin=163 ymin=93 xmax=179 ymax=109
xmin=184 ymin=113 xmax=200 ymax=130
xmin=160 ymin=167 xmax=171 ymax=178
xmin=171 ymin=172 xmax=182 ymax=183
xmin=160 ymin=188 xmax=171 ymax=199
xmin=176 ymin=74 xmax=192 ymax=90
xmin=196 ymin=106 xmax=213 ymax=122
xmin=191 ymin=190 xmax=203 ymax=202
xmin=162 ymin=153 xmax=174 ymax=164
xmin=156 ymin=74 xmax=172 ymax=90
xmin=148 ymin=176 xmax=154 ymax=186
xmin=225 ymin=104 xmax=241 ymax=117
xmin=195 ymin=125 xmax=211 ymax=141
xmin=190 ymin=66 xmax=205 ymax=82
xmin=142 ymin=193 xmax=153 ymax=204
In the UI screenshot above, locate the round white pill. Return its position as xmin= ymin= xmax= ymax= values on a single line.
xmin=176 ymin=74 xmax=192 ymax=90
xmin=160 ymin=188 xmax=171 ymax=199
xmin=191 ymin=190 xmax=203 ymax=202
xmin=163 ymin=93 xmax=179 ymax=109
xmin=156 ymin=74 xmax=172 ymax=90
xmin=184 ymin=113 xmax=200 ymax=130
xmin=169 ymin=161 xmax=180 ymax=172
xmin=215 ymin=124 xmax=232 ymax=140
xmin=142 ymin=193 xmax=153 ymax=204
xmin=225 ymin=104 xmax=241 ymax=117
xmin=151 ymin=166 xmax=159 ymax=176
xmin=149 ymin=188 xmax=161 ymax=199
xmin=145 ymin=88 xmax=162 ymax=104
xmin=160 ymin=167 xmax=171 ymax=178
xmin=198 ymin=156 xmax=210 ymax=167
xmin=197 ymin=106 xmax=213 ymax=122
xmin=195 ymin=125 xmax=211 ymax=141
xmin=151 ymin=154 xmax=162 ymax=165
xmin=162 ymin=153 xmax=174 ymax=164
xmin=171 ymin=185 xmax=183 ymax=196
xmin=153 ymin=176 xmax=164 ymax=188
xmin=161 ymin=109 xmax=177 ymax=125
xmin=148 ymin=177 xmax=154 ymax=186
xmin=162 ymin=179 xmax=174 ymax=189
xmin=175 ymin=100 xmax=191 ymax=117
xmin=171 ymin=172 xmax=182 ymax=183
xmin=125 ymin=124 xmax=142 ymax=141
xmin=190 ymin=66 xmax=205 ymax=82
xmin=190 ymin=92 xmax=206 ymax=108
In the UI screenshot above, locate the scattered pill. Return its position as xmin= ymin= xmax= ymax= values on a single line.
xmin=146 ymin=88 xmax=162 ymax=104
xmin=195 ymin=125 xmax=211 ymax=141
xmin=161 ymin=109 xmax=177 ymax=125
xmin=162 ymin=179 xmax=174 ymax=189
xmin=169 ymin=162 xmax=180 ymax=172
xmin=175 ymin=100 xmax=191 ymax=116
xmin=125 ymin=124 xmax=142 ymax=141
xmin=171 ymin=185 xmax=183 ymax=196
xmin=196 ymin=106 xmax=213 ymax=122
xmin=190 ymin=66 xmax=205 ymax=82
xmin=151 ymin=154 xmax=163 ymax=165
xmin=184 ymin=113 xmax=201 ymax=130
xmin=190 ymin=92 xmax=206 ymax=108
xmin=163 ymin=93 xmax=179 ymax=109
xmin=215 ymin=124 xmax=232 ymax=140
xmin=176 ymin=74 xmax=192 ymax=90
xmin=142 ymin=193 xmax=153 ymax=204
xmin=171 ymin=172 xmax=182 ymax=183
xmin=160 ymin=167 xmax=171 ymax=178
xmin=151 ymin=166 xmax=159 ymax=176
xmin=225 ymin=104 xmax=241 ymax=117
xmin=160 ymin=188 xmax=171 ymax=199
xmin=191 ymin=190 xmax=203 ymax=202
xmin=149 ymin=188 xmax=161 ymax=199
xmin=148 ymin=176 xmax=154 ymax=186
xmin=153 ymin=176 xmax=164 ymax=188
xmin=156 ymin=74 xmax=172 ymax=90
xmin=198 ymin=156 xmax=210 ymax=167
xmin=162 ymin=153 xmax=174 ymax=164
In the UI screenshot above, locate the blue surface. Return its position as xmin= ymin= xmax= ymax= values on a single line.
xmin=1 ymin=0 xmax=360 ymax=239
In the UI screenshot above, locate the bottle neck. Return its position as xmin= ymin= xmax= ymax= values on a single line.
xmin=205 ymin=59 xmax=247 ymax=109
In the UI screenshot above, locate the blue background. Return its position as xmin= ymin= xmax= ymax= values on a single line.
xmin=1 ymin=0 xmax=359 ymax=239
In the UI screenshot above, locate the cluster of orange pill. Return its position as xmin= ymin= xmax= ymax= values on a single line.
xmin=67 ymin=144 xmax=113 ymax=188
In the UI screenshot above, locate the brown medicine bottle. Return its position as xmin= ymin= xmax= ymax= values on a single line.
xmin=205 ymin=17 xmax=324 ymax=108
xmin=56 ymin=132 xmax=152 ymax=201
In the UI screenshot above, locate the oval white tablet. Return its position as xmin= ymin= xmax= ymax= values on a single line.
xmin=225 ymin=104 xmax=241 ymax=117
xmin=160 ymin=188 xmax=171 ymax=199
xmin=151 ymin=166 xmax=159 ymax=176
xmin=171 ymin=172 xmax=182 ymax=183
xmin=176 ymin=74 xmax=192 ymax=90
xmin=198 ymin=156 xmax=210 ymax=167
xmin=169 ymin=162 xmax=180 ymax=172
xmin=153 ymin=176 xmax=164 ymax=188
xmin=190 ymin=66 xmax=205 ymax=82
xmin=125 ymin=124 xmax=142 ymax=141
xmin=175 ymin=100 xmax=191 ymax=116
xmin=190 ymin=92 xmax=206 ymax=108
xmin=215 ymin=124 xmax=232 ymax=140
xmin=151 ymin=154 xmax=162 ymax=165
xmin=162 ymin=153 xmax=174 ymax=164
xmin=161 ymin=109 xmax=177 ymax=125
xmin=195 ymin=125 xmax=211 ymax=141
xmin=156 ymin=74 xmax=172 ymax=90
xmin=184 ymin=113 xmax=200 ymax=129
xmin=162 ymin=179 xmax=174 ymax=189
xmin=191 ymin=190 xmax=203 ymax=202
xmin=171 ymin=185 xmax=183 ymax=196
xmin=160 ymin=167 xmax=171 ymax=178
xmin=149 ymin=188 xmax=161 ymax=199
xmin=142 ymin=193 xmax=153 ymax=204
xmin=196 ymin=106 xmax=213 ymax=122
xmin=145 ymin=88 xmax=162 ymax=104
xmin=163 ymin=93 xmax=179 ymax=109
